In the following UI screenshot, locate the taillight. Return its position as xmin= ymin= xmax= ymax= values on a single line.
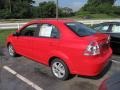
xmin=84 ymin=41 xmax=100 ymax=56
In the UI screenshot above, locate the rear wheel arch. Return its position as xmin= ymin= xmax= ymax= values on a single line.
xmin=48 ymin=51 xmax=70 ymax=66
xmin=49 ymin=56 xmax=68 ymax=66
xmin=48 ymin=56 xmax=72 ymax=73
xmin=49 ymin=56 xmax=58 ymax=66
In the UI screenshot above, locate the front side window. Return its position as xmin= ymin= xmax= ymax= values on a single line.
xmin=20 ymin=24 xmax=37 ymax=36
xmin=112 ymin=24 xmax=120 ymax=33
xmin=65 ymin=22 xmax=96 ymax=36
xmin=39 ymin=24 xmax=59 ymax=38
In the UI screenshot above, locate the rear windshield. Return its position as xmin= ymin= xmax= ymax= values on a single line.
xmin=65 ymin=22 xmax=96 ymax=36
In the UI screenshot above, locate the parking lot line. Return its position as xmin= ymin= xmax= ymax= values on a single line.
xmin=3 ymin=66 xmax=43 ymax=90
xmin=112 ymin=60 xmax=120 ymax=64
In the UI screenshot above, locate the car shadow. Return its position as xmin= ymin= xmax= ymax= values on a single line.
xmin=112 ymin=47 xmax=120 ymax=55
xmin=0 ymin=46 xmax=4 ymax=56
xmin=113 ymin=52 xmax=120 ymax=56
xmin=78 ymin=61 xmax=112 ymax=80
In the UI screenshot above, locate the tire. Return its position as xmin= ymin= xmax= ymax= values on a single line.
xmin=8 ymin=44 xmax=18 ymax=57
xmin=51 ymin=58 xmax=70 ymax=80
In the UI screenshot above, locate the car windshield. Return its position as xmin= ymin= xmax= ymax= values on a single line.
xmin=65 ymin=22 xmax=96 ymax=36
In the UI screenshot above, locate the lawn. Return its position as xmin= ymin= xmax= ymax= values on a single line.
xmin=72 ymin=13 xmax=120 ymax=20
xmin=0 ymin=29 xmax=16 ymax=47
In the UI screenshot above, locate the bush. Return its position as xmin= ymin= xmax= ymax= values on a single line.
xmin=0 ymin=10 xmax=12 ymax=19
xmin=76 ymin=0 xmax=120 ymax=19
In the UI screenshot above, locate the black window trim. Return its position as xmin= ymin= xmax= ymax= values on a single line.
xmin=64 ymin=22 xmax=96 ymax=37
xmin=18 ymin=23 xmax=40 ymax=37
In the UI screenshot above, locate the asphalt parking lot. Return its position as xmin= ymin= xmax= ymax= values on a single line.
xmin=0 ymin=48 xmax=120 ymax=90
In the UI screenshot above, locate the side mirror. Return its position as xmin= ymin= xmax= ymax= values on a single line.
xmin=13 ymin=32 xmax=20 ymax=36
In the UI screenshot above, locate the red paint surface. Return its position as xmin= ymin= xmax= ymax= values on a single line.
xmin=7 ymin=19 xmax=112 ymax=76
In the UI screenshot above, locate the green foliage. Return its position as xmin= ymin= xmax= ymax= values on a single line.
xmin=11 ymin=0 xmax=34 ymax=18
xmin=0 ymin=29 xmax=16 ymax=47
xmin=0 ymin=0 xmax=34 ymax=19
xmin=37 ymin=1 xmax=56 ymax=18
xmin=76 ymin=0 xmax=120 ymax=19
xmin=0 ymin=10 xmax=12 ymax=19
xmin=113 ymin=6 xmax=120 ymax=15
xmin=0 ymin=0 xmax=74 ymax=19
xmin=87 ymin=0 xmax=115 ymax=6
xmin=60 ymin=7 xmax=74 ymax=17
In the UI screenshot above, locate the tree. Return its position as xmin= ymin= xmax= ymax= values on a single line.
xmin=10 ymin=0 xmax=35 ymax=18
xmin=37 ymin=1 xmax=56 ymax=18
xmin=60 ymin=7 xmax=74 ymax=17
xmin=0 ymin=0 xmax=74 ymax=19
xmin=0 ymin=0 xmax=10 ymax=9
xmin=0 ymin=0 xmax=5 ymax=9
xmin=87 ymin=0 xmax=115 ymax=5
xmin=78 ymin=0 xmax=119 ymax=15
xmin=0 ymin=0 xmax=35 ymax=18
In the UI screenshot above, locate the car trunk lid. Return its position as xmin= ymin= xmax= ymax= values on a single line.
xmin=85 ymin=33 xmax=110 ymax=54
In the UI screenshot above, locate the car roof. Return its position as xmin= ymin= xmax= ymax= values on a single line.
xmin=98 ymin=22 xmax=120 ymax=25
xmin=29 ymin=18 xmax=75 ymax=24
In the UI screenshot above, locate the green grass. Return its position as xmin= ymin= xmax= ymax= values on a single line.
xmin=0 ymin=29 xmax=16 ymax=47
xmin=72 ymin=13 xmax=120 ymax=20
xmin=88 ymin=14 xmax=119 ymax=19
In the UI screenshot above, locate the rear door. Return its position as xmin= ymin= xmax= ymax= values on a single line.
xmin=32 ymin=23 xmax=60 ymax=64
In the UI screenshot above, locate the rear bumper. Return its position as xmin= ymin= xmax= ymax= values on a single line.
xmin=72 ymin=48 xmax=112 ymax=76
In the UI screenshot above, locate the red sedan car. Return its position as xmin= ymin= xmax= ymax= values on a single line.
xmin=7 ymin=19 xmax=112 ymax=80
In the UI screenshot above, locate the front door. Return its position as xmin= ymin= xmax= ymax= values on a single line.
xmin=13 ymin=24 xmax=39 ymax=58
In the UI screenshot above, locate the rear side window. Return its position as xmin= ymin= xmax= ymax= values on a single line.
xmin=65 ymin=22 xmax=96 ymax=36
xmin=38 ymin=24 xmax=59 ymax=38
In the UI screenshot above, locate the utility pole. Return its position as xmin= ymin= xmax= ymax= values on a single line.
xmin=56 ymin=0 xmax=58 ymax=19
xmin=9 ymin=0 xmax=12 ymax=13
